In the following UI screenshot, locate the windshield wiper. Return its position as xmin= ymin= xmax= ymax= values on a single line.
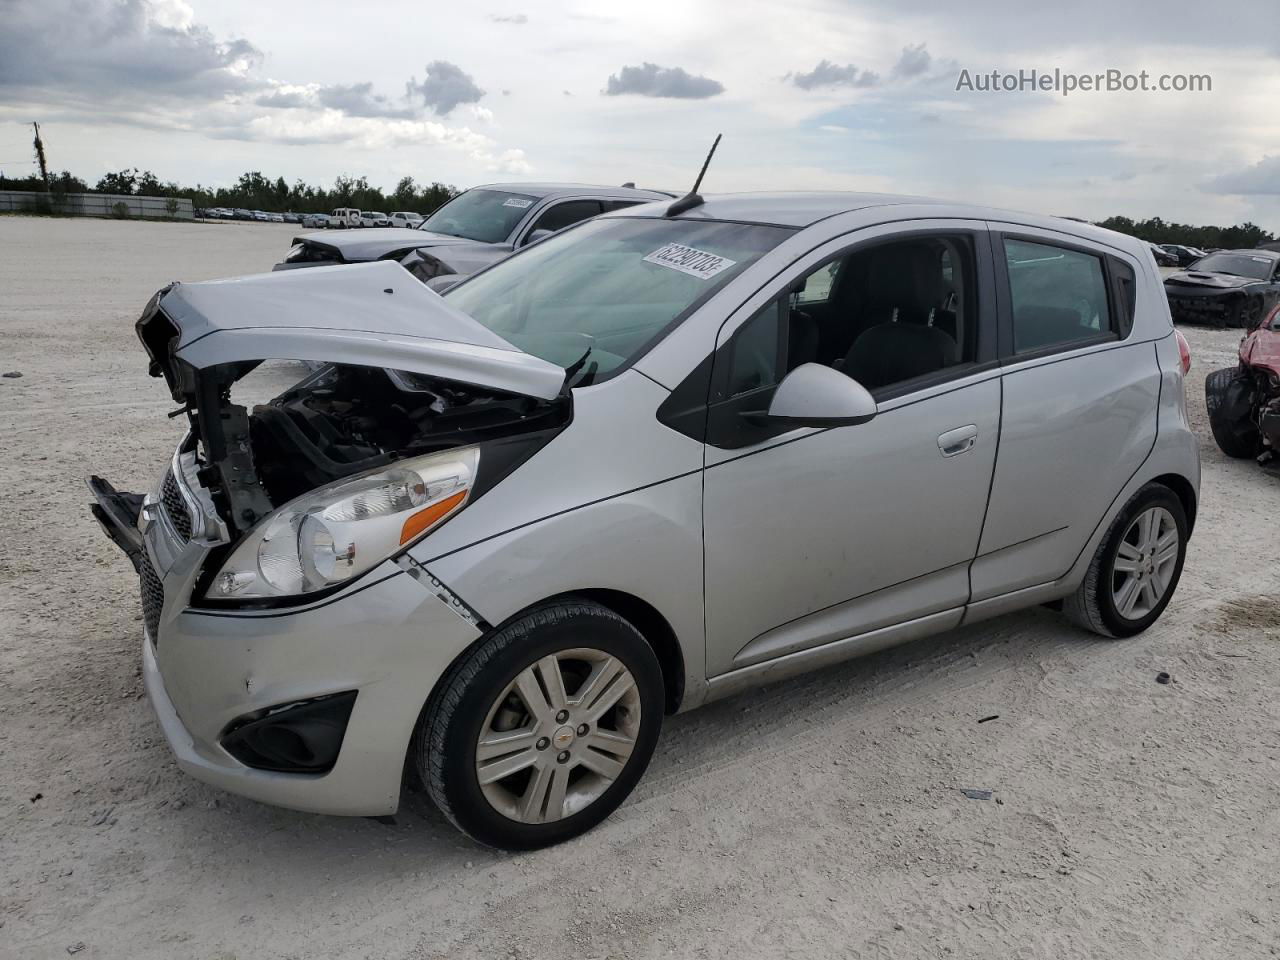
xmin=563 ymin=344 xmax=599 ymax=390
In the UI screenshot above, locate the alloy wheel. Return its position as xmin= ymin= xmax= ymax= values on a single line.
xmin=1110 ymin=506 xmax=1179 ymax=621
xmin=475 ymin=648 xmax=642 ymax=824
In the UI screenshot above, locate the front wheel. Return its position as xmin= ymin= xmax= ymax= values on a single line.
xmin=1064 ymin=483 xmax=1188 ymax=638
xmin=416 ymin=600 xmax=664 ymax=849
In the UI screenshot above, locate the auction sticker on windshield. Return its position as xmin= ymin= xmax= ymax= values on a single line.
xmin=643 ymin=243 xmax=738 ymax=280
xmin=502 ymin=197 xmax=534 ymax=208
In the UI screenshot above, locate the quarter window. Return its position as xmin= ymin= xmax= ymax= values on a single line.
xmin=1004 ymin=238 xmax=1113 ymax=353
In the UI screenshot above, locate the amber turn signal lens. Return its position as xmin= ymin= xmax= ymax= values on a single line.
xmin=399 ymin=490 xmax=468 ymax=545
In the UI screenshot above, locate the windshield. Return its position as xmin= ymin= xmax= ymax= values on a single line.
xmin=421 ymin=188 xmax=539 ymax=243
xmin=444 ymin=217 xmax=793 ymax=384
xmin=1190 ymin=253 xmax=1276 ymax=280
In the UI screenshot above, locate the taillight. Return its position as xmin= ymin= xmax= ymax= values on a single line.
xmin=1174 ymin=329 xmax=1191 ymax=374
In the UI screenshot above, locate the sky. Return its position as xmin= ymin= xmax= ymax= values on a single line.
xmin=1 ymin=0 xmax=1278 ymax=228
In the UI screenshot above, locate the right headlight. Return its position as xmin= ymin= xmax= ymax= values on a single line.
xmin=208 ymin=447 xmax=478 ymax=600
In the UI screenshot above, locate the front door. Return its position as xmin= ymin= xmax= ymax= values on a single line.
xmin=698 ymin=222 xmax=1002 ymax=676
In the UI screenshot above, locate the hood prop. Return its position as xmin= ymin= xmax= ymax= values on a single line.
xmin=665 ymin=134 xmax=722 ymax=217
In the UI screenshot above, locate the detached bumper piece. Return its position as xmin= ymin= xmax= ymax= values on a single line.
xmin=87 ymin=476 xmax=145 ymax=570
xmin=220 ymin=692 xmax=358 ymax=774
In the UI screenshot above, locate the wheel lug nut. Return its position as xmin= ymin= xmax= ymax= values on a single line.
xmin=536 ymin=737 xmax=550 ymax=751
xmin=577 ymin=723 xmax=589 ymax=735
xmin=555 ymin=710 xmax=569 ymax=723
xmin=557 ymin=751 xmax=570 ymax=764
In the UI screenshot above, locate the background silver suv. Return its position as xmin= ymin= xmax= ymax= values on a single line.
xmin=274 ymin=181 xmax=673 ymax=283
xmin=92 ymin=192 xmax=1199 ymax=849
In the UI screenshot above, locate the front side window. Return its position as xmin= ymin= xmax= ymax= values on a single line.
xmin=1005 ymin=238 xmax=1112 ymax=353
xmin=421 ymin=188 xmax=539 ymax=243
xmin=445 ymin=217 xmax=792 ymax=384
xmin=720 ymin=234 xmax=980 ymax=402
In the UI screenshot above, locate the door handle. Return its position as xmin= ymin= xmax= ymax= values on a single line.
xmin=938 ymin=424 xmax=978 ymax=457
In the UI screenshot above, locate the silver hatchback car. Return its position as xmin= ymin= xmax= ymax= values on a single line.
xmin=91 ymin=192 xmax=1199 ymax=849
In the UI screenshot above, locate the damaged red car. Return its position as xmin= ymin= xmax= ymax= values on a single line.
xmin=1206 ymin=302 xmax=1280 ymax=473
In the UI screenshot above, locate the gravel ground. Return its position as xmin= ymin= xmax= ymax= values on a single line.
xmin=1 ymin=215 xmax=1278 ymax=960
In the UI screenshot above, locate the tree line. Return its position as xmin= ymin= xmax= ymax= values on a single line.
xmin=1094 ymin=215 xmax=1274 ymax=250
xmin=2 ymin=167 xmax=1276 ymax=246
xmin=0 ymin=168 xmax=459 ymax=215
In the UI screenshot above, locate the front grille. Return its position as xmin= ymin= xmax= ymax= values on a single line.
xmin=139 ymin=552 xmax=164 ymax=644
xmin=159 ymin=469 xmax=192 ymax=541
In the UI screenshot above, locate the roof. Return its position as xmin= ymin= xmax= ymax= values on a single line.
xmin=475 ymin=182 xmax=673 ymax=201
xmin=605 ymin=191 xmax=1151 ymax=254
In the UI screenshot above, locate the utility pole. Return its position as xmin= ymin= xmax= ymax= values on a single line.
xmin=32 ymin=122 xmax=49 ymax=191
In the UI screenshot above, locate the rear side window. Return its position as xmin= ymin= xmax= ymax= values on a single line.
xmin=531 ymin=200 xmax=605 ymax=234
xmin=1004 ymin=238 xmax=1113 ymax=353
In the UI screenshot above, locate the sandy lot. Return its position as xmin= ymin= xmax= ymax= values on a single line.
xmin=1 ymin=215 xmax=1278 ymax=960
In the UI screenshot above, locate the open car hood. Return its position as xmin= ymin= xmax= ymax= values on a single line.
xmin=1165 ymin=271 xmax=1264 ymax=291
xmin=137 ymin=260 xmax=564 ymax=401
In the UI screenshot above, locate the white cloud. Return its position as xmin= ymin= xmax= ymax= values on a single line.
xmin=232 ymin=110 xmax=529 ymax=174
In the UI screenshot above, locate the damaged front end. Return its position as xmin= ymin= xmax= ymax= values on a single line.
xmin=90 ymin=261 xmax=571 ymax=621
xmin=1165 ymin=272 xmax=1279 ymax=329
xmin=1205 ymin=306 xmax=1280 ymax=474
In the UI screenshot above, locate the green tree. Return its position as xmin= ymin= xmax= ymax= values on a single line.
xmin=96 ymin=168 xmax=139 ymax=195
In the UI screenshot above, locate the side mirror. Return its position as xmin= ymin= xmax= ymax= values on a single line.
xmin=748 ymin=363 xmax=877 ymax=428
xmin=524 ymin=228 xmax=553 ymax=247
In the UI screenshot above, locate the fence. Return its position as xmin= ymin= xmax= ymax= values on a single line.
xmin=0 ymin=190 xmax=194 ymax=220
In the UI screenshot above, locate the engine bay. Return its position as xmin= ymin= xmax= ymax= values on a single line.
xmin=192 ymin=363 xmax=570 ymax=536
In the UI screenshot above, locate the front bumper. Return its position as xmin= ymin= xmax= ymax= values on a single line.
xmin=92 ymin=457 xmax=484 ymax=816
xmin=1165 ymin=288 xmax=1264 ymax=328
xmin=141 ymin=570 xmax=481 ymax=816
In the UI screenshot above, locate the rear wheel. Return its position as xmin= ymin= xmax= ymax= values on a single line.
xmin=1205 ymin=366 xmax=1259 ymax=459
xmin=416 ymin=600 xmax=664 ymax=849
xmin=1064 ymin=483 xmax=1187 ymax=638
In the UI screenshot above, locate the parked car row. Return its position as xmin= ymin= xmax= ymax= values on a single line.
xmin=92 ymin=185 xmax=1200 ymax=850
xmin=200 ymin=207 xmax=299 ymax=223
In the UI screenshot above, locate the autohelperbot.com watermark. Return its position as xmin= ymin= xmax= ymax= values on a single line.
xmin=955 ymin=68 xmax=1211 ymax=97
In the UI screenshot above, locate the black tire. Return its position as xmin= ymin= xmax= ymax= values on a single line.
xmin=415 ymin=599 xmax=664 ymax=850
xmin=1205 ymin=366 xmax=1259 ymax=459
xmin=1064 ymin=483 xmax=1188 ymax=638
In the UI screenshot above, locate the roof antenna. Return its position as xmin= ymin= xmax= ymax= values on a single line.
xmin=666 ymin=134 xmax=721 ymax=217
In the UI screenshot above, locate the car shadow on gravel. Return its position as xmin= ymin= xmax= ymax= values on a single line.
xmin=150 ymin=603 xmax=1095 ymax=869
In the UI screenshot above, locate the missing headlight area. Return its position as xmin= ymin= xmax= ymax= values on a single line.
xmin=185 ymin=362 xmax=569 ymax=601
xmin=248 ymin=363 xmax=567 ymax=507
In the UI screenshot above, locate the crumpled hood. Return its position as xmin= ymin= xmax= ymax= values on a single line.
xmin=1164 ymin=271 xmax=1264 ymax=291
xmin=295 ymin=227 xmax=502 ymax=263
xmin=138 ymin=260 xmax=565 ymax=401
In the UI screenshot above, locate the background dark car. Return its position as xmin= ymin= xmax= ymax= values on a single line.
xmin=1159 ymin=243 xmax=1208 ymax=267
xmin=1149 ymin=243 xmax=1179 ymax=267
xmin=1165 ymin=249 xmax=1280 ymax=328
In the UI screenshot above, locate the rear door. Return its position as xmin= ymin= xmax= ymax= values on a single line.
xmin=971 ymin=225 xmax=1158 ymax=600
